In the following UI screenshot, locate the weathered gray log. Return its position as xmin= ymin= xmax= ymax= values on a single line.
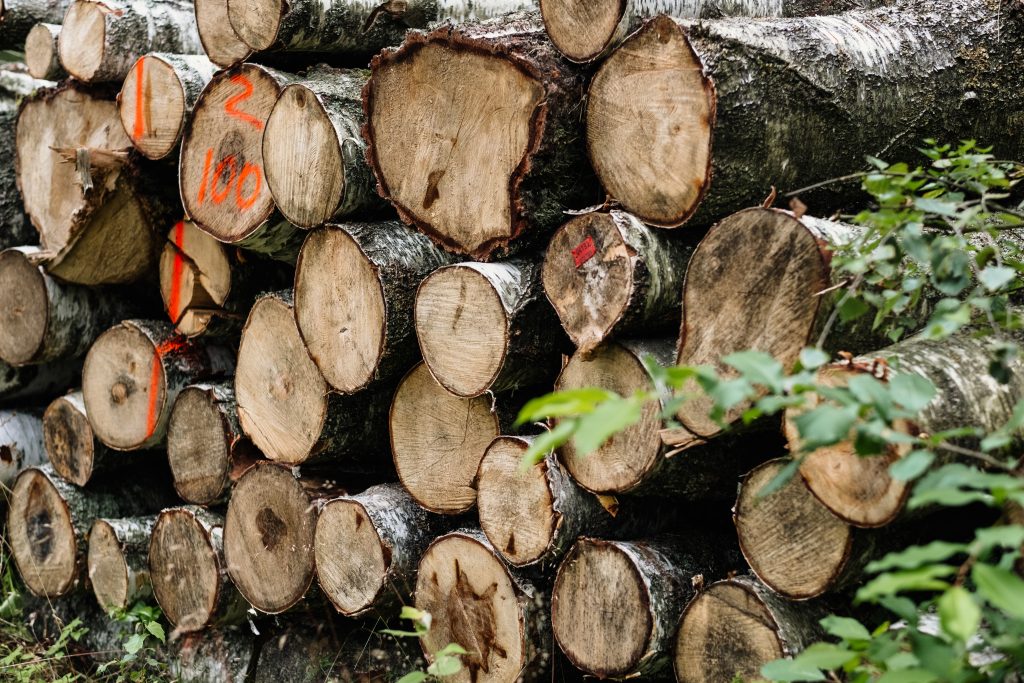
xmin=415 ymin=529 xmax=551 ymax=681
xmin=0 ymin=67 xmax=51 ymax=250
xmin=118 ymin=53 xmax=217 ymax=160
xmin=25 ymin=23 xmax=65 ymax=79
xmin=543 ymin=210 xmax=695 ymax=353
xmin=364 ymin=12 xmax=597 ymax=260
xmin=150 ymin=507 xmax=248 ymax=632
xmin=194 ymin=0 xmax=252 ymax=67
xmin=44 ymin=391 xmax=117 ymax=487
xmin=294 ymin=222 xmax=456 ymax=394
xmin=314 ymin=483 xmax=453 ymax=617
xmin=0 ymin=409 xmax=45 ymax=488
xmin=87 ymin=515 xmax=156 ymax=611
xmin=82 ymin=319 xmax=234 ymax=451
xmin=585 ymin=2 xmax=1024 ymax=228
xmin=0 ymin=0 xmax=72 ymax=48
xmin=170 ymin=627 xmax=259 ymax=683
xmin=58 ymin=0 xmax=203 ymax=82
xmin=415 ymin=259 xmax=567 ymax=398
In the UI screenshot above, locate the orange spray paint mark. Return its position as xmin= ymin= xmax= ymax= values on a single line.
xmin=143 ymin=337 xmax=190 ymax=440
xmin=225 ymin=74 xmax=263 ymax=130
xmin=167 ymin=221 xmax=186 ymax=324
xmin=132 ymin=57 xmax=146 ymax=140
xmin=197 ymin=148 xmax=214 ymax=204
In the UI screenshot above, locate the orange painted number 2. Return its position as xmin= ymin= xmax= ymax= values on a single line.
xmin=195 ymin=74 xmax=265 ymax=211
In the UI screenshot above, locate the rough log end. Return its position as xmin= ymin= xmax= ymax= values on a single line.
xmin=226 ymin=0 xmax=283 ymax=53
xmin=159 ymin=220 xmax=232 ymax=337
xmin=8 ymin=467 xmax=77 ymax=597
xmin=119 ymin=56 xmax=188 ymax=160
xmin=25 ymin=23 xmax=60 ymax=80
xmin=167 ymin=385 xmax=232 ymax=505
xmin=194 ymin=0 xmax=253 ymax=68
xmin=150 ymin=508 xmax=222 ymax=631
xmin=87 ymin=519 xmax=131 ymax=611
xmin=539 ymin=0 xmax=626 ymax=63
xmin=0 ymin=248 xmax=48 ymax=366
xmin=44 ymin=393 xmax=97 ymax=487
xmin=57 ymin=2 xmax=107 ymax=82
xmin=314 ymin=498 xmax=388 ymax=617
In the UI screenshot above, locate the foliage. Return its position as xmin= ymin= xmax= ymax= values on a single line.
xmin=517 ymin=142 xmax=1024 ymax=682
xmin=383 ymin=606 xmax=468 ymax=682
xmin=95 ymin=602 xmax=168 ymax=682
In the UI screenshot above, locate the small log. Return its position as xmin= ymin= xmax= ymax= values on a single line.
xmin=314 ymin=483 xmax=453 ymax=617
xmin=194 ymin=0 xmax=252 ymax=67
xmin=675 ymin=574 xmax=828 ymax=683
xmin=415 ymin=259 xmax=567 ymax=398
xmin=294 ymin=222 xmax=456 ymax=394
xmin=0 ymin=67 xmax=52 ymax=251
xmin=167 ymin=382 xmax=259 ymax=505
xmin=364 ymin=12 xmax=597 ymax=260
xmin=119 ymin=53 xmax=217 ymax=160
xmin=0 ymin=409 xmax=45 ymax=488
xmin=415 ymin=529 xmax=551 ymax=682
xmin=58 ymin=0 xmax=203 ymax=83
xmin=150 ymin=507 xmax=248 ymax=632
xmin=87 ymin=515 xmax=156 ymax=611
xmin=44 ymin=391 xmax=115 ymax=487
xmin=237 ymin=290 xmax=389 ymax=465
xmin=0 ymin=0 xmax=72 ymax=47
xmin=224 ymin=461 xmax=344 ymax=614
xmin=542 ymin=210 xmax=695 ymax=352
xmin=390 ymin=362 xmax=515 ymax=514
xmin=25 ymin=23 xmax=65 ymax=80
xmin=82 ymin=319 xmax=234 ymax=451
xmin=170 ymin=627 xmax=259 ymax=683
xmin=0 ymin=247 xmax=145 ymax=366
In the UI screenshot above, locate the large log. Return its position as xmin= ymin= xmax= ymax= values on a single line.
xmin=0 ymin=0 xmax=72 ymax=47
xmin=118 ymin=53 xmax=217 ymax=160
xmin=82 ymin=319 xmax=234 ymax=451
xmin=585 ymin=2 xmax=1024 ymax=228
xmin=58 ymin=0 xmax=203 ymax=83
xmin=236 ymin=290 xmax=389 ymax=465
xmin=194 ymin=0 xmax=251 ymax=67
xmin=415 ymin=529 xmax=550 ymax=682
xmin=0 ymin=67 xmax=52 ymax=250
xmin=0 ymin=409 xmax=45 ymax=489
xmin=415 ymin=259 xmax=567 ymax=398
xmin=364 ymin=13 xmax=597 ymax=261
xmin=294 ymin=222 xmax=455 ymax=394
xmin=87 ymin=515 xmax=156 ymax=611
xmin=542 ymin=210 xmax=694 ymax=352
xmin=25 ymin=23 xmax=65 ymax=80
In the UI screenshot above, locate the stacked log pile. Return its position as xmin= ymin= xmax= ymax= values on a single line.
xmin=0 ymin=0 xmax=1021 ymax=681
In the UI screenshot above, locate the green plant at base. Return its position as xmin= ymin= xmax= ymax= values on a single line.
xmin=383 ymin=606 xmax=468 ymax=682
xmin=96 ymin=601 xmax=168 ymax=682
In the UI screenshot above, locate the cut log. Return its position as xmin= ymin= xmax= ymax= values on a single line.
xmin=314 ymin=483 xmax=453 ymax=617
xmin=118 ymin=53 xmax=217 ymax=160
xmin=793 ymin=328 xmax=1024 ymax=528
xmin=415 ymin=259 xmax=567 ymax=398
xmin=0 ymin=409 xmax=45 ymax=488
xmin=364 ymin=13 xmax=597 ymax=260
xmin=675 ymin=574 xmax=827 ymax=683
xmin=585 ymin=4 xmax=1024 ymax=228
xmin=414 ymin=529 xmax=550 ymax=682
xmin=82 ymin=319 xmax=234 ymax=451
xmin=194 ymin=0 xmax=251 ymax=67
xmin=552 ymin=536 xmax=736 ymax=679
xmin=0 ymin=247 xmax=146 ymax=366
xmin=263 ymin=66 xmax=383 ymax=228
xmin=58 ymin=0 xmax=203 ymax=83
xmin=0 ymin=67 xmax=52 ymax=251
xmin=224 ymin=461 xmax=344 ymax=614
xmin=236 ymin=290 xmax=389 ymax=465
xmin=390 ymin=362 xmax=515 ymax=514
xmin=150 ymin=507 xmax=248 ymax=632
xmin=543 ymin=211 xmax=694 ymax=352
xmin=87 ymin=515 xmax=156 ymax=611
xmin=0 ymin=0 xmax=72 ymax=47
xmin=44 ymin=391 xmax=115 ymax=487
xmin=294 ymin=222 xmax=455 ymax=394
xmin=170 ymin=627 xmax=259 ymax=683
xmin=25 ymin=23 xmax=64 ymax=80
xmin=167 ymin=382 xmax=260 ymax=505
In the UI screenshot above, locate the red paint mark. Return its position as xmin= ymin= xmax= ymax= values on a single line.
xmin=197 ymin=148 xmax=214 ymax=205
xmin=144 ymin=337 xmax=191 ymax=440
xmin=235 ymin=162 xmax=262 ymax=210
xmin=225 ymin=74 xmax=263 ymax=131
xmin=573 ymin=235 xmax=597 ymax=268
xmin=167 ymin=221 xmax=186 ymax=324
xmin=132 ymin=57 xmax=146 ymax=140
xmin=210 ymin=156 xmax=236 ymax=204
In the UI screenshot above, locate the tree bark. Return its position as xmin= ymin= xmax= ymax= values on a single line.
xmin=0 ymin=67 xmax=51 ymax=250
xmin=82 ymin=319 xmax=235 ymax=451
xmin=0 ymin=357 xmax=81 ymax=406
xmin=364 ymin=12 xmax=598 ymax=261
xmin=0 ymin=0 xmax=72 ymax=48
xmin=415 ymin=259 xmax=568 ymax=398
xmin=25 ymin=23 xmax=65 ymax=80
xmin=542 ymin=210 xmax=695 ymax=353
xmin=58 ymin=0 xmax=203 ymax=83
xmin=252 ymin=625 xmax=415 ymax=682
xmin=0 ymin=409 xmax=45 ymax=488
xmin=119 ymin=53 xmax=217 ymax=160
xmin=585 ymin=2 xmax=1024 ymax=228
xmin=86 ymin=515 xmax=156 ymax=611
xmin=170 ymin=627 xmax=260 ymax=683
xmin=294 ymin=221 xmax=456 ymax=394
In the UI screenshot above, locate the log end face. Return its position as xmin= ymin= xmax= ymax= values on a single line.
xmin=119 ymin=56 xmax=188 ymax=160
xmin=540 ymin=0 xmax=625 ymax=63
xmin=150 ymin=508 xmax=221 ymax=632
xmin=44 ymin=394 xmax=96 ymax=488
xmin=58 ymin=2 xmax=106 ymax=82
xmin=315 ymin=499 xmax=387 ymax=616
xmin=226 ymin=0 xmax=282 ymax=53
xmin=167 ymin=386 xmax=231 ymax=505
xmin=87 ymin=519 xmax=130 ymax=611
xmin=0 ymin=249 xmax=48 ymax=366
xmin=194 ymin=0 xmax=253 ymax=68
xmin=159 ymin=220 xmax=232 ymax=338
xmin=25 ymin=24 xmax=58 ymax=80
xmin=8 ymin=468 xmax=77 ymax=597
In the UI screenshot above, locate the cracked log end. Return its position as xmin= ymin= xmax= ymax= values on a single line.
xmin=390 ymin=363 xmax=500 ymax=514
xmin=195 ymin=0 xmax=252 ymax=67
xmin=87 ymin=519 xmax=132 ymax=611
xmin=44 ymin=393 xmax=98 ymax=487
xmin=587 ymin=15 xmax=714 ymax=226
xmin=226 ymin=0 xmax=283 ymax=52
xmin=540 ymin=0 xmax=626 ymax=62
xmin=119 ymin=56 xmax=188 ymax=160
xmin=159 ymin=220 xmax=232 ymax=338
xmin=0 ymin=248 xmax=47 ymax=366
xmin=167 ymin=386 xmax=233 ymax=505
xmin=58 ymin=2 xmax=107 ymax=82
xmin=314 ymin=499 xmax=388 ymax=617
xmin=734 ymin=459 xmax=852 ymax=599
xmin=236 ymin=292 xmax=328 ymax=464
xmin=8 ymin=468 xmax=77 ymax=597
xmin=150 ymin=508 xmax=222 ymax=631
xmin=224 ymin=462 xmax=317 ymax=613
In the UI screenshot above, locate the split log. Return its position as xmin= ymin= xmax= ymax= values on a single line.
xmin=58 ymin=0 xmax=203 ymax=83
xmin=118 ymin=53 xmax=217 ymax=160
xmin=585 ymin=3 xmax=1024 ymax=228
xmin=294 ymin=222 xmax=455 ymax=394
xmin=150 ymin=507 xmax=248 ymax=632
xmin=0 ymin=409 xmax=45 ymax=488
xmin=0 ymin=0 xmax=72 ymax=47
xmin=224 ymin=461 xmax=344 ymax=614
xmin=390 ymin=362 xmax=517 ymax=514
xmin=675 ymin=574 xmax=828 ymax=683
xmin=44 ymin=391 xmax=118 ymax=487
xmin=0 ymin=67 xmax=51 ymax=250
xmin=263 ymin=66 xmax=384 ymax=228
xmin=415 ymin=529 xmax=551 ymax=682
xmin=25 ymin=23 xmax=64 ymax=80
xmin=87 ymin=515 xmax=156 ymax=611
xmin=552 ymin=536 xmax=736 ymax=679
xmin=236 ymin=290 xmax=389 ymax=464
xmin=170 ymin=627 xmax=259 ymax=683
xmin=415 ymin=259 xmax=567 ymax=398
xmin=0 ymin=247 xmax=145 ymax=366
xmin=194 ymin=0 xmax=252 ymax=67
xmin=364 ymin=13 xmax=597 ymax=260
xmin=314 ymin=483 xmax=453 ymax=617
xmin=542 ymin=211 xmax=694 ymax=352
xmin=167 ymin=383 xmax=260 ymax=505
xmin=82 ymin=319 xmax=234 ymax=451
xmin=0 ymin=357 xmax=81 ymax=406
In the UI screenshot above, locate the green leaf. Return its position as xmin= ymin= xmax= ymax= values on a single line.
xmin=914 ymin=197 xmax=959 ymax=216
xmin=519 ymin=420 xmax=575 ymax=470
xmin=799 ymin=348 xmax=832 ymax=370
xmin=820 ymin=615 xmax=871 ymax=642
xmin=856 ymin=565 xmax=956 ymax=602
xmin=428 ymin=655 xmax=464 ymax=677
xmin=397 ymin=672 xmax=429 ymax=683
xmin=866 ymin=541 xmax=967 ymax=573
xmin=937 ymin=586 xmax=980 ymax=643
xmin=793 ymin=405 xmax=858 ymax=450
xmin=760 ymin=658 xmax=826 ymax=682
xmin=839 ymin=297 xmax=871 ymax=323
xmin=979 ymin=265 xmax=1017 ymax=292
xmin=723 ymin=350 xmax=785 ymax=392
xmin=879 ymin=595 xmax=919 ymax=622
xmin=876 ymin=669 xmax=938 ymax=683
xmin=380 ymin=629 xmax=423 ymax=638
xmin=888 ymin=450 xmax=935 ymax=481
xmin=792 ymin=643 xmax=857 ymax=669
xmin=754 ymin=458 xmax=800 ymax=500
xmin=145 ymin=620 xmax=165 ymax=643
xmin=515 ymin=388 xmax=615 ymax=425
xmin=434 ymin=644 xmax=469 ymax=658
xmin=572 ymin=395 xmax=643 ymax=456
xmin=972 ymin=563 xmax=1024 ymax=618
xmin=124 ymin=633 xmax=146 ymax=655
xmin=972 ymin=524 xmax=1024 ymax=553
xmin=888 ymin=374 xmax=936 ymax=412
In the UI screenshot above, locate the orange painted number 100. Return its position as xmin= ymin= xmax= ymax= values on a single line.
xmin=196 ymin=74 xmax=264 ymax=212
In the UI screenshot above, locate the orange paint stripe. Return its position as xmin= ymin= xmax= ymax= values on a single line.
xmin=144 ymin=337 xmax=190 ymax=440
xmin=132 ymin=57 xmax=146 ymax=140
xmin=167 ymin=221 xmax=185 ymax=324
